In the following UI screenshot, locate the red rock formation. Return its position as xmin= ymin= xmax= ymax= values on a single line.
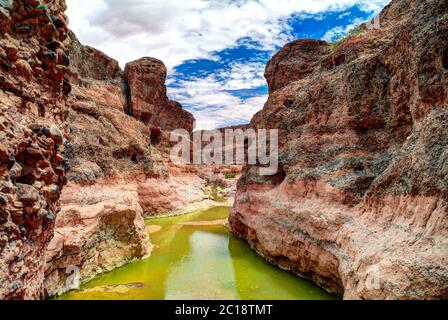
xmin=0 ymin=0 xmax=70 ymax=299
xmin=42 ymin=32 xmax=153 ymax=295
xmin=229 ymin=0 xmax=448 ymax=299
xmin=124 ymin=57 xmax=195 ymax=132
xmin=66 ymin=30 xmax=121 ymax=82
xmin=264 ymin=39 xmax=328 ymax=94
xmin=42 ymin=32 xmax=237 ymax=296
xmin=63 ymin=31 xmax=153 ymax=183
xmin=44 ymin=181 xmax=150 ymax=297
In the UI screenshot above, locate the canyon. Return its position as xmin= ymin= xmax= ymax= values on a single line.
xmin=1 ymin=0 xmax=447 ymax=300
xmin=43 ymin=25 xmax=240 ymax=297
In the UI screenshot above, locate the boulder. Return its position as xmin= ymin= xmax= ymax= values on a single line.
xmin=44 ymin=183 xmax=151 ymax=297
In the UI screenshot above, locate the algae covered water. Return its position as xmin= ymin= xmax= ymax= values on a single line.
xmin=58 ymin=206 xmax=335 ymax=300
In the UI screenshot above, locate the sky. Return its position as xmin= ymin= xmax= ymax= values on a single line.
xmin=66 ymin=0 xmax=390 ymax=130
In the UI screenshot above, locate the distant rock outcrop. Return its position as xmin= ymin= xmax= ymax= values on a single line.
xmin=229 ymin=0 xmax=448 ymax=299
xmin=124 ymin=57 xmax=195 ymax=132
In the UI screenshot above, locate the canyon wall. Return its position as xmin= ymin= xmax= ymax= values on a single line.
xmin=0 ymin=0 xmax=235 ymax=298
xmin=43 ymin=31 xmax=239 ymax=296
xmin=43 ymin=31 xmax=153 ymax=296
xmin=229 ymin=0 xmax=448 ymax=299
xmin=0 ymin=0 xmax=70 ymax=299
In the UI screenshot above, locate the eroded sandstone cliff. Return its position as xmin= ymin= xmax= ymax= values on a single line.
xmin=43 ymin=31 xmax=240 ymax=296
xmin=0 ymin=0 xmax=70 ymax=299
xmin=43 ymin=35 xmax=153 ymax=295
xmin=0 ymin=0 xmax=219 ymax=298
xmin=229 ymin=0 xmax=448 ymax=299
xmin=125 ymin=57 xmax=195 ymax=132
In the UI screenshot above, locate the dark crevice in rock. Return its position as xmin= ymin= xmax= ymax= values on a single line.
xmin=122 ymin=74 xmax=133 ymax=117
xmin=443 ymin=46 xmax=448 ymax=69
xmin=267 ymin=165 xmax=286 ymax=186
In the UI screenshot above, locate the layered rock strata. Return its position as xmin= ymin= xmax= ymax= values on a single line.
xmin=43 ymin=32 xmax=239 ymax=296
xmin=229 ymin=0 xmax=448 ymax=299
xmin=0 ymin=0 xmax=70 ymax=299
xmin=42 ymin=33 xmax=155 ymax=296
xmin=124 ymin=57 xmax=195 ymax=132
xmin=43 ymin=182 xmax=150 ymax=297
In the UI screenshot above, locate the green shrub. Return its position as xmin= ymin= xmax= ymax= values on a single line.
xmin=329 ymin=26 xmax=365 ymax=51
xmin=224 ymin=172 xmax=236 ymax=179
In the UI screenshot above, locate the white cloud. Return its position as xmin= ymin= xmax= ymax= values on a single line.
xmin=65 ymin=0 xmax=390 ymax=129
xmin=168 ymin=61 xmax=268 ymax=130
xmin=185 ymin=61 xmax=267 ymax=91
xmin=66 ymin=0 xmax=390 ymax=70
xmin=321 ymin=17 xmax=365 ymax=41
xmin=188 ymin=93 xmax=268 ymax=131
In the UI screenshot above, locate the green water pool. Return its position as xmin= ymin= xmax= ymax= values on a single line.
xmin=57 ymin=206 xmax=335 ymax=300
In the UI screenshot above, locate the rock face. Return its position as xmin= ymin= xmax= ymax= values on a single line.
xmin=229 ymin=0 xmax=448 ymax=299
xmin=44 ymin=182 xmax=150 ymax=297
xmin=63 ymin=32 xmax=154 ymax=183
xmin=66 ymin=30 xmax=121 ymax=82
xmin=0 ymin=0 xmax=70 ymax=299
xmin=42 ymin=32 xmax=235 ymax=296
xmin=124 ymin=57 xmax=195 ymax=132
xmin=42 ymin=32 xmax=153 ymax=296
xmin=264 ymin=39 xmax=328 ymax=94
xmin=63 ymin=33 xmax=195 ymax=183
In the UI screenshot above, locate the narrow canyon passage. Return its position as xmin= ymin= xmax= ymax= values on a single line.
xmin=2 ymin=0 xmax=447 ymax=301
xmin=56 ymin=207 xmax=335 ymax=300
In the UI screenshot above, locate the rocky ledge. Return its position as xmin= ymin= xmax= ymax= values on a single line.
xmin=229 ymin=0 xmax=448 ymax=299
xmin=44 ymin=182 xmax=150 ymax=297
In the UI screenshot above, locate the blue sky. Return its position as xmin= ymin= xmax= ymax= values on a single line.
xmin=67 ymin=0 xmax=390 ymax=130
